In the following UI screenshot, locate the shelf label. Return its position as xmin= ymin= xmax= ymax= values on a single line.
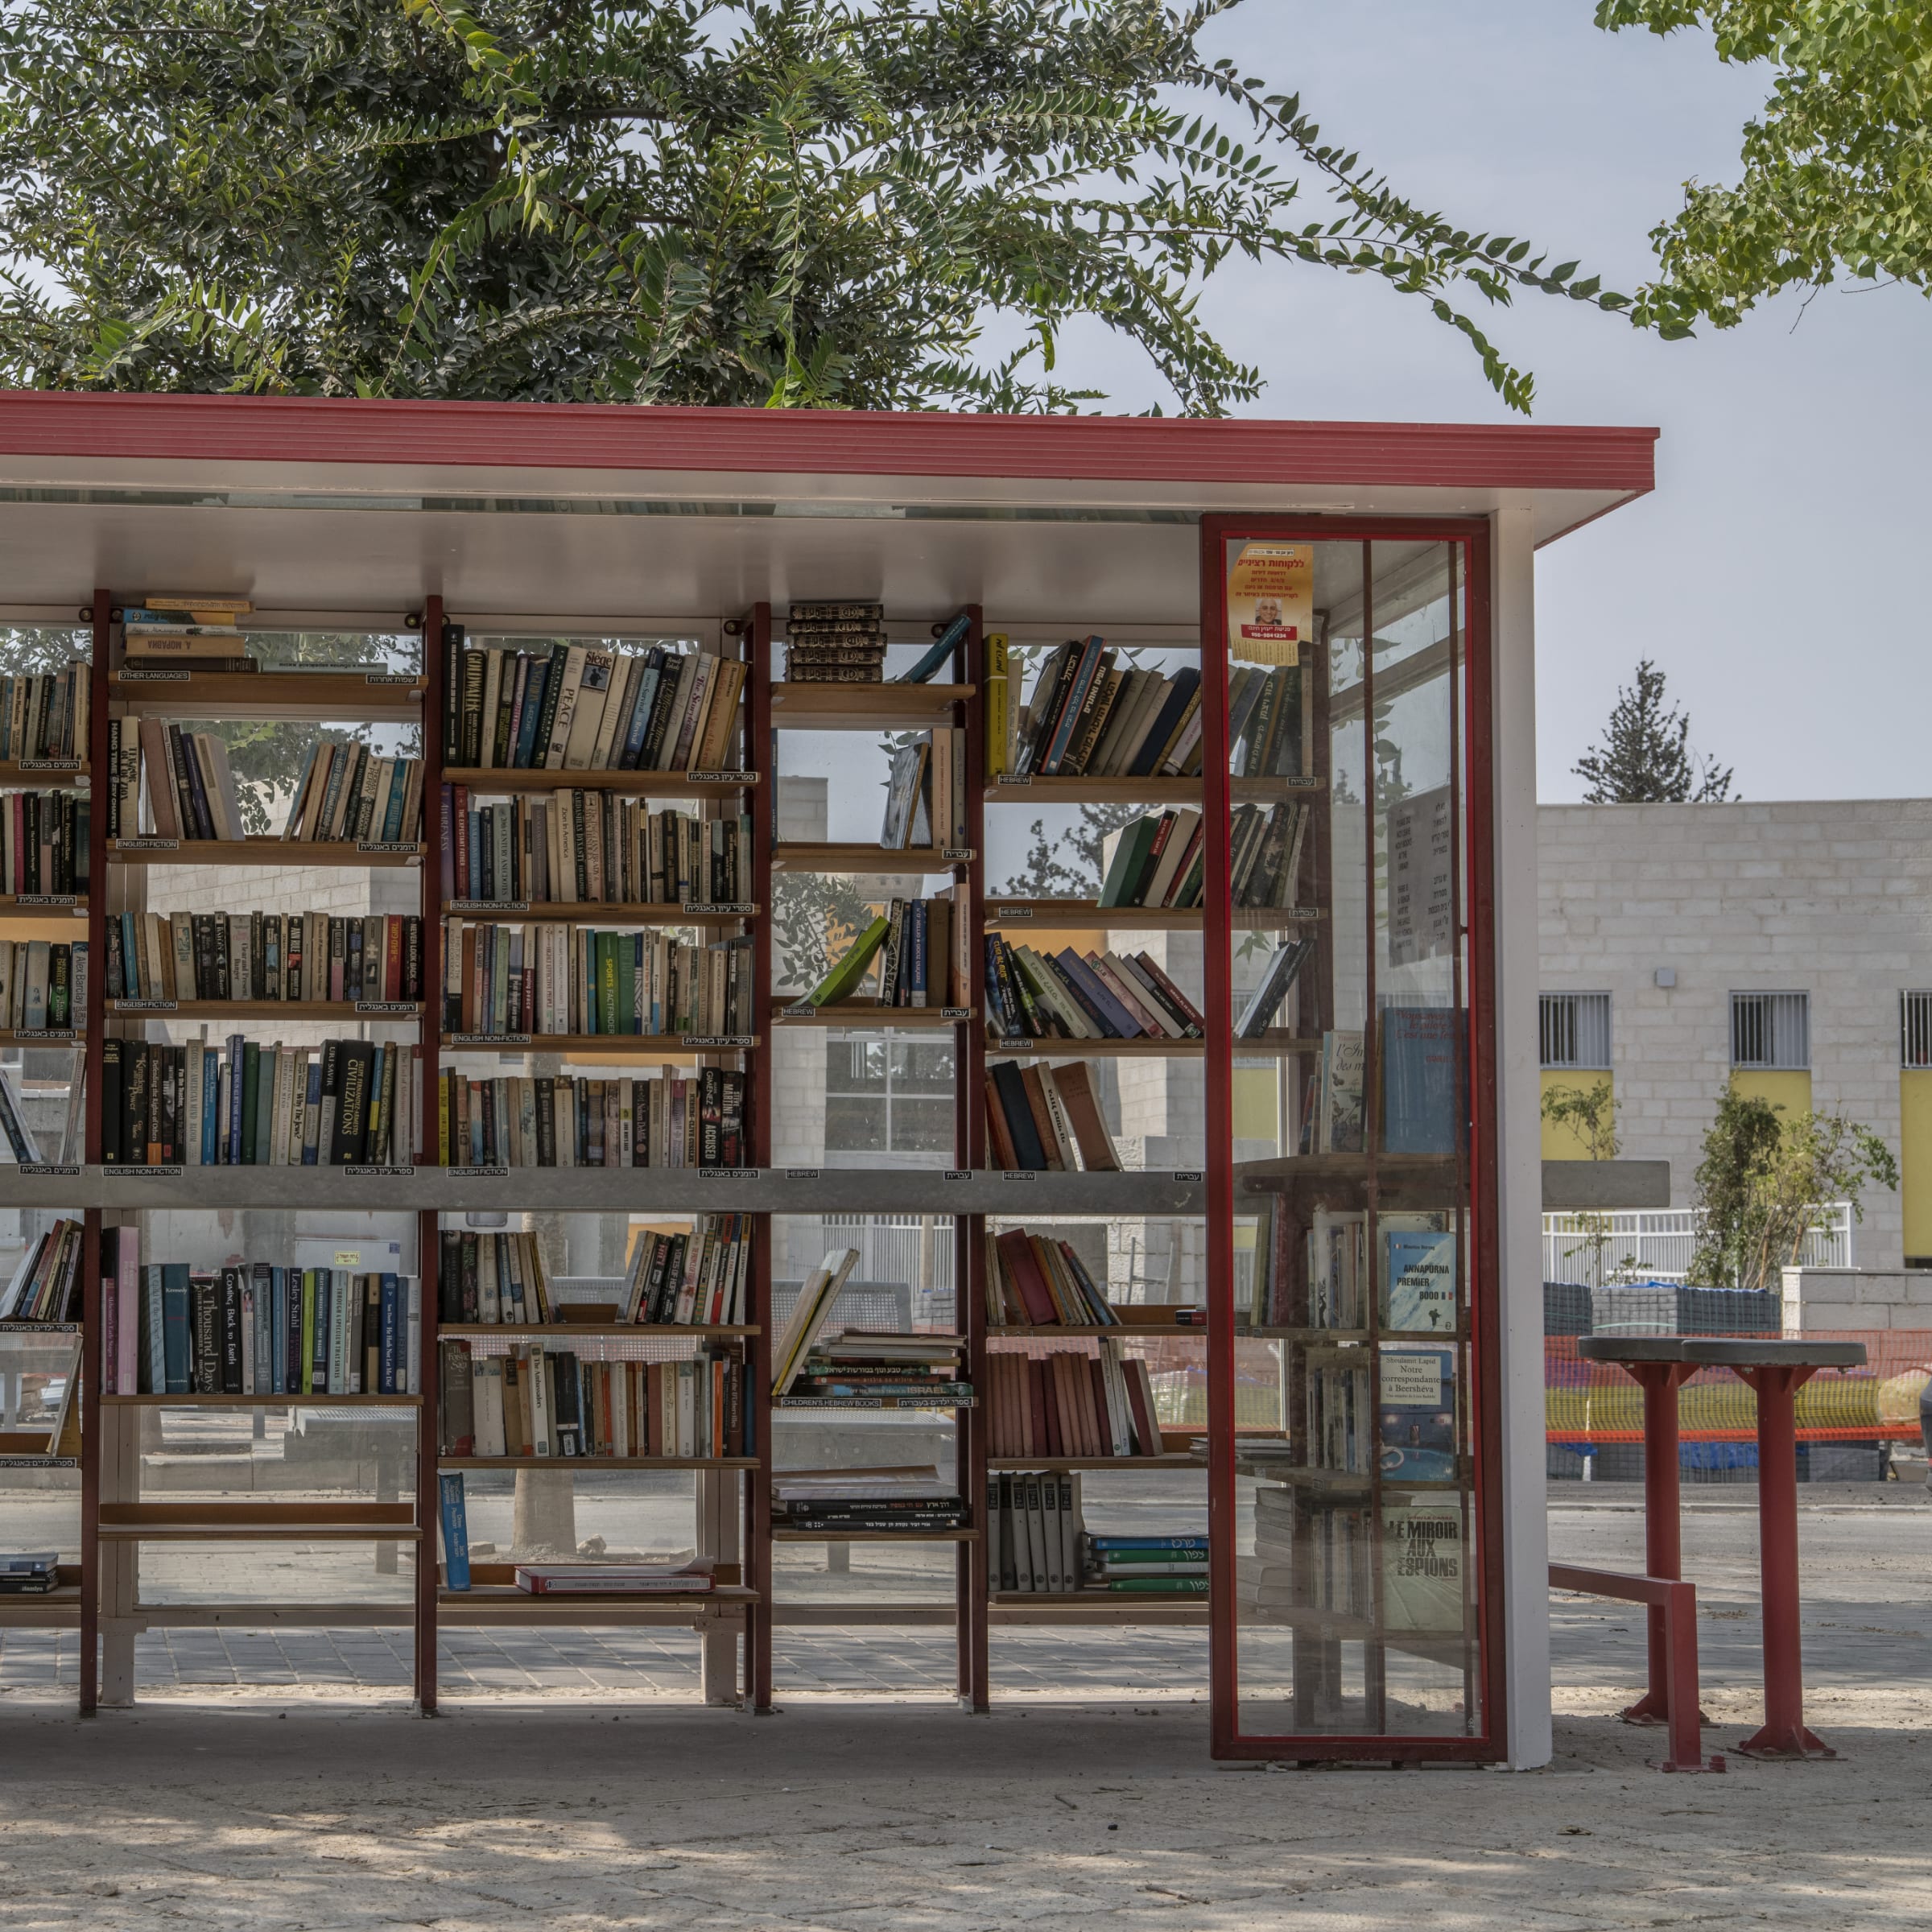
xmin=449 ymin=900 xmax=526 ymax=914
xmin=941 ymin=848 xmax=975 ymax=863
xmin=18 ymin=759 xmax=81 ymax=773
xmin=104 ymin=1165 xmax=184 ymax=1179
xmin=939 ymin=1006 xmax=971 ymax=1021
xmin=118 ymin=837 xmax=179 ymax=852
xmin=451 ymin=1033 xmax=530 ymax=1047
xmin=943 ymin=1168 xmax=970 ymax=1182
xmin=683 ymin=902 xmax=756 ymax=917
xmin=353 ymin=1001 xmax=417 ymax=1016
xmin=0 ymin=1456 xmax=75 ymax=1468
xmin=460 ymin=1166 xmax=510 ymax=1179
xmin=345 ymin=1164 xmax=415 ymax=1178
xmin=786 ymin=1167 xmax=821 ymax=1181
xmin=13 ymin=1029 xmax=76 ymax=1042
xmin=117 ymin=999 xmax=178 ymax=1012
xmin=1000 ymin=1170 xmax=1038 ymax=1182
xmin=682 ymin=1036 xmax=753 ymax=1050
xmin=685 ymin=770 xmax=758 ymax=786
xmin=14 ymin=895 xmax=76 ymax=907
xmin=365 ymin=673 xmax=423 ymax=687
xmin=1171 ymin=1170 xmax=1205 ymax=1183
xmin=19 ymin=1163 xmax=80 ymax=1177
xmin=997 ymin=774 xmax=1032 ymax=787
xmin=698 ymin=1167 xmax=755 ymax=1181
xmin=357 ymin=840 xmax=422 ymax=857
xmin=995 ymin=907 xmax=1032 ymax=920
xmin=119 ymin=668 xmax=190 ymax=682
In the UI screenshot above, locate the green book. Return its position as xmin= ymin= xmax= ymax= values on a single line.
xmin=797 ymin=915 xmax=890 ymax=1009
xmin=597 ymin=932 xmax=619 ymax=1035
xmin=1097 ymin=815 xmax=1158 ymax=907
xmin=240 ymin=1042 xmax=261 ymax=1166
xmin=1100 ymin=1575 xmax=1208 ymax=1593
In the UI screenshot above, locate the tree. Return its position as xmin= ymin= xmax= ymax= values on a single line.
xmin=1689 ymin=1087 xmax=1897 ymax=1290
xmin=1573 ymin=659 xmax=1734 ymax=803
xmin=999 ymin=801 xmax=1145 ymax=898
xmin=1596 ymin=2 xmax=1932 ymax=333
xmin=0 ymin=0 xmax=1634 ymax=415
xmin=1540 ymin=1078 xmax=1629 ymax=1282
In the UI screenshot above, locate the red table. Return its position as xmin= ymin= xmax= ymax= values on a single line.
xmin=1577 ymin=1336 xmax=1867 ymax=1761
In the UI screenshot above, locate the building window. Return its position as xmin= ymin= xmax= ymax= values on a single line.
xmin=823 ymin=1035 xmax=956 ymax=1163
xmin=1731 ymin=991 xmax=1809 ymax=1071
xmin=1539 ymin=993 xmax=1612 ymax=1070
xmin=1901 ymin=993 xmax=1932 ymax=1069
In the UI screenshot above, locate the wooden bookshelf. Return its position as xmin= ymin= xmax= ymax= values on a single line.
xmin=0 ymin=896 xmax=87 ymax=916
xmin=984 ymin=897 xmax=1322 ymax=932
xmin=770 ymin=842 xmax=960 ymax=875
xmin=442 ymin=766 xmax=758 ymax=799
xmin=987 ymin=1455 xmax=1199 ymax=1472
xmin=440 ymin=1455 xmax=758 ymax=1471
xmin=439 ymin=1032 xmax=758 ymax=1055
xmin=107 ymin=999 xmax=423 ymax=1022
xmin=108 ymin=671 xmax=424 ymax=721
xmin=771 ymin=1001 xmax=960 ymax=1029
xmin=771 ymin=1528 xmax=980 ymax=1543
xmin=443 ymin=900 xmax=758 ymax=925
xmin=440 ymin=1323 xmax=758 ymax=1339
xmin=108 ymin=836 xmax=426 ymax=868
xmin=0 ymin=762 xmax=85 ymax=784
xmin=769 ymin=681 xmax=973 ymax=730
xmin=985 ymin=776 xmax=1199 ymax=805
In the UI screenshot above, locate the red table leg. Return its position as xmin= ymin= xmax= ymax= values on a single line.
xmin=1622 ymin=1360 xmax=1699 ymax=1728
xmin=1735 ymin=1364 xmax=1834 ymax=1761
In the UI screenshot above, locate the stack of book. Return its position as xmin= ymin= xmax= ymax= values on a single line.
xmin=438 ymin=1065 xmax=747 ymax=1170
xmin=0 ymin=938 xmax=85 ymax=1030
xmin=779 ymin=1331 xmax=972 ymax=1408
xmin=111 ymin=720 xmax=246 ymax=840
xmin=1085 ymin=1533 xmax=1208 ymax=1595
xmin=985 ymin=1341 xmax=1164 ymax=1458
xmin=0 ymin=1218 xmax=83 ymax=1322
xmin=0 ymin=791 xmax=89 ymax=894
xmin=514 ymin=1562 xmax=718 ymax=1596
xmin=445 ymin=638 xmax=746 ymax=773
xmin=444 ymin=923 xmax=752 ymax=1038
xmin=615 ymin=1215 xmax=753 ymax=1325
xmin=983 ymin=1058 xmax=1120 ymax=1171
xmin=0 ymin=665 xmax=88 ymax=762
xmin=1236 ymin=936 xmax=1315 ymax=1039
xmin=447 ymin=791 xmax=748 ymax=909
xmin=986 ymin=1228 xmax=1117 ymax=1325
xmin=101 ymin=1036 xmax=417 ymax=1168
xmin=1096 ymin=809 xmax=1203 ymax=908
xmin=1239 ymin=1482 xmax=1307 ymax=1618
xmin=107 ymin=910 xmax=424 ymax=1005
xmin=280 ymin=744 xmax=425 ymax=844
xmin=121 ymin=596 xmax=254 ymax=674
xmin=1228 ymin=664 xmax=1305 ymax=778
xmin=987 ymin=1469 xmax=1082 ymax=1591
xmin=773 ymin=1468 xmax=968 ymax=1533
xmin=786 ymin=897 xmax=956 ymax=1013
xmin=783 ymin=602 xmax=886 ymax=683
xmin=1228 ymin=800 xmax=1310 ymax=908
xmin=435 ymin=1230 xmax=552 ymax=1323
xmin=879 ymin=730 xmax=967 ymax=849
xmin=769 ymin=1247 xmax=861 ymax=1391
xmin=0 ymin=1554 xmax=59 ymax=1595
xmin=442 ymin=1340 xmax=748 ymax=1459
xmin=999 ymin=639 xmax=1203 ymax=778
xmin=101 ymin=1240 xmax=421 ymax=1396
xmin=985 ymin=937 xmax=1203 ymax=1043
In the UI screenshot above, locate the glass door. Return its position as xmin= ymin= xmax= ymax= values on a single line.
xmin=1202 ymin=520 xmax=1501 ymax=1760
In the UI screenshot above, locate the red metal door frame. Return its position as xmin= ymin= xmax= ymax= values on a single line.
xmin=1201 ymin=514 xmax=1506 ymax=1762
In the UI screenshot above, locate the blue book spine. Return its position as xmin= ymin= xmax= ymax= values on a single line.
xmin=618 ymin=654 xmax=660 ymax=769
xmin=160 ymin=1264 xmax=192 ymax=1393
xmin=225 ymin=1034 xmax=245 ymax=1165
xmin=380 ymin=767 xmax=407 ymax=844
xmin=513 ymin=657 xmax=551 ymax=767
xmin=1053 ymin=947 xmax=1140 ymax=1038
xmin=896 ymin=611 xmax=971 ymax=684
xmin=1380 ymin=1007 xmax=1463 ymax=1156
xmin=1041 ymin=637 xmax=1105 ymax=774
xmin=379 ymin=1275 xmax=400 ymax=1397
xmin=121 ymin=910 xmax=139 ymax=997
xmin=301 ymin=1060 xmax=322 ymax=1163
xmin=440 ymin=1472 xmax=471 ymax=1591
xmin=200 ymin=1050 xmax=219 ymax=1164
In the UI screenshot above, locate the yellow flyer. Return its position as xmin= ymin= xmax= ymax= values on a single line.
xmin=1226 ymin=540 xmax=1313 ymax=665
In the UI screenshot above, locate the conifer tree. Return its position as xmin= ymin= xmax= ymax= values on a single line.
xmin=1572 ymin=659 xmax=1734 ymax=803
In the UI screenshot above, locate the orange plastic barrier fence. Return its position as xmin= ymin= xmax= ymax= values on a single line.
xmin=1546 ymin=1331 xmax=1932 ymax=1444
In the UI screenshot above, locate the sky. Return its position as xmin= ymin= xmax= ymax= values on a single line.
xmin=1053 ymin=1 xmax=1932 ymax=805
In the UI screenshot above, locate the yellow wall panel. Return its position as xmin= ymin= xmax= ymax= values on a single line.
xmin=1900 ymin=1072 xmax=1932 ymax=1258
xmin=1233 ymin=1066 xmax=1279 ymax=1145
xmin=1540 ymin=1069 xmax=1612 ymax=1161
xmin=1728 ymin=1069 xmax=1812 ymax=1119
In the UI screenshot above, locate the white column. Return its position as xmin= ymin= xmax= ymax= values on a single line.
xmin=1492 ymin=500 xmax=1551 ymax=1769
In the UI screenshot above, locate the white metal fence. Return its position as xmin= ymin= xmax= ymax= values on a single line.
xmin=817 ymin=1213 xmax=956 ymax=1327
xmin=1541 ymin=1203 xmax=1854 ymax=1288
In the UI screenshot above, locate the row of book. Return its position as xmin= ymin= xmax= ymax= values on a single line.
xmin=780 ymin=1330 xmax=971 ymax=1407
xmin=0 ymin=1217 xmax=84 ymax=1322
xmin=1084 ymin=1534 xmax=1208 ymax=1595
xmin=0 ymin=665 xmax=88 ymax=762
xmin=438 ymin=1067 xmax=746 ymax=1170
xmin=1241 ymin=1494 xmax=1464 ymax=1630
xmin=984 ymin=1059 xmax=1121 ymax=1173
xmin=781 ymin=601 xmax=889 ymax=683
xmin=1236 ymin=937 xmax=1314 ymax=1039
xmin=1228 ymin=664 xmax=1306 ymax=779
xmin=436 ymin=1230 xmax=551 ymax=1323
xmin=1295 ymin=1345 xmax=1457 ymax=1480
xmin=101 ymin=1037 xmax=417 ymax=1168
xmin=773 ymin=1468 xmax=968 ymax=1531
xmin=1255 ymin=1208 xmax=1457 ymax=1333
xmin=444 ymin=923 xmax=752 ymax=1038
xmin=441 ymin=1343 xmax=751 ymax=1459
xmin=0 ymin=791 xmax=88 ymax=895
xmin=282 ymin=741 xmax=425 ymax=844
xmin=107 ymin=911 xmax=426 ymax=1005
xmin=442 ymin=791 xmax=748 ymax=909
xmin=985 ymin=936 xmax=1203 ymax=1043
xmin=986 ymin=1228 xmax=1118 ymax=1326
xmin=788 ymin=896 xmax=960 ymax=1013
xmin=1228 ymin=800 xmax=1310 ymax=909
xmin=445 ymin=637 xmax=748 ymax=774
xmin=879 ymin=730 xmax=968 ymax=850
xmin=0 ymin=938 xmax=85 ymax=1030
xmin=996 ymin=639 xmax=1203 ymax=779
xmin=101 ymin=1249 xmax=423 ymax=1397
xmin=984 ymin=1344 xmax=1166 ymax=1459
xmin=1287 ymin=1013 xmax=1462 ymax=1159
xmin=986 ymin=1471 xmax=1082 ymax=1592
xmin=118 ymin=598 xmax=256 ymax=673
xmin=1096 ymin=809 xmax=1204 ymax=909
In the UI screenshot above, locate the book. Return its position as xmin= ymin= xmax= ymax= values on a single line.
xmin=896 ymin=612 xmax=969 ymax=684
xmin=1383 ymin=1220 xmax=1456 ymax=1333
xmin=1236 ymin=937 xmax=1315 ymax=1039
xmin=1380 ymin=1005 xmax=1463 ymax=1155
xmin=514 ymin=1563 xmax=716 ymax=1595
xmin=791 ymin=915 xmax=890 ymax=1012
xmin=1378 ymin=1346 xmax=1458 ymax=1481
xmin=770 ymin=1249 xmax=861 ymax=1394
xmin=1316 ymin=1030 xmax=1366 ymax=1154
xmin=1381 ymin=1496 xmax=1465 ymax=1630
xmin=439 ymin=1472 xmax=471 ymax=1591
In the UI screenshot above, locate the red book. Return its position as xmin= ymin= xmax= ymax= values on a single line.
xmin=1122 ymin=1355 xmax=1161 ymax=1458
xmin=994 ymin=1230 xmax=1058 ymax=1327
xmin=385 ymin=916 xmax=406 ymax=1001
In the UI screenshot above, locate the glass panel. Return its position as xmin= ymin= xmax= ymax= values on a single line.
xmin=1221 ymin=535 xmax=1480 ymax=1744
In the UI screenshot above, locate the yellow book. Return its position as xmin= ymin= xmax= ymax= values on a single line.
xmin=985 ymin=631 xmax=1009 ymax=779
